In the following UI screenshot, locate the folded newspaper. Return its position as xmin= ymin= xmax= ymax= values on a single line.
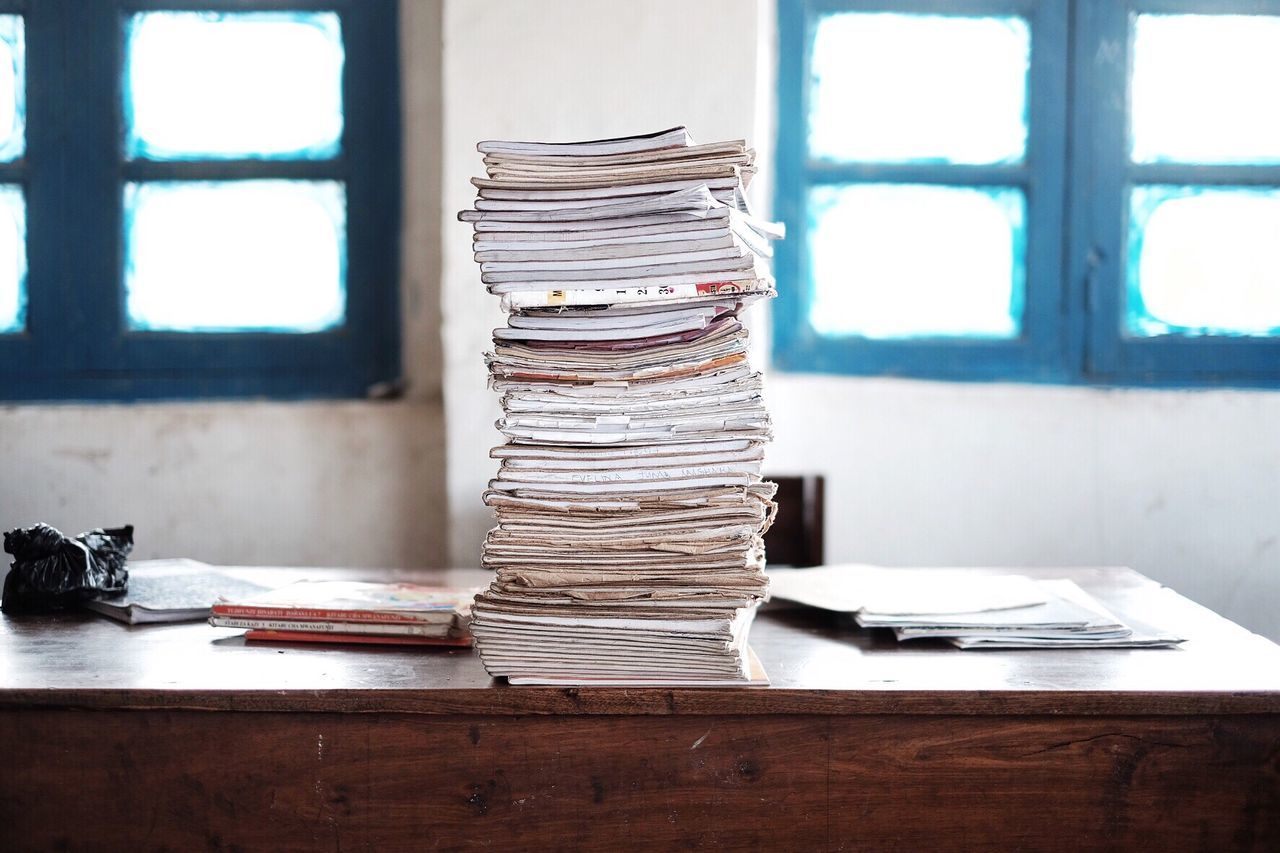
xmin=459 ymin=127 xmax=783 ymax=685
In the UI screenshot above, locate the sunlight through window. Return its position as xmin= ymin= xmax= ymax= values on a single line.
xmin=1128 ymin=187 xmax=1280 ymax=337
xmin=124 ymin=180 xmax=346 ymax=333
xmin=0 ymin=16 xmax=24 ymax=163
xmin=809 ymin=13 xmax=1029 ymax=165
xmin=0 ymin=186 xmax=26 ymax=333
xmin=808 ymin=184 xmax=1025 ymax=339
xmin=1132 ymin=15 xmax=1280 ymax=165
xmin=125 ymin=12 xmax=343 ymax=161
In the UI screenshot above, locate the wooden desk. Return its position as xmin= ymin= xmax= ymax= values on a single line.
xmin=1 ymin=567 xmax=1277 ymax=851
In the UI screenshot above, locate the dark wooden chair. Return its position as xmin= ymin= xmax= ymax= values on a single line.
xmin=763 ymin=475 xmax=825 ymax=567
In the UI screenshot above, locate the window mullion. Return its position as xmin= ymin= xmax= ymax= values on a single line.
xmin=122 ymin=160 xmax=347 ymax=183
xmin=1130 ymin=163 xmax=1280 ymax=186
xmin=19 ymin=1 xmax=76 ymax=379
xmin=338 ymin=2 xmax=401 ymax=387
xmin=1068 ymin=0 xmax=1129 ymax=380
xmin=50 ymin=1 xmax=123 ymax=378
xmin=804 ymin=162 xmax=1028 ymax=187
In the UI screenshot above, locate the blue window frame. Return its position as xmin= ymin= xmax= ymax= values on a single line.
xmin=775 ymin=0 xmax=1280 ymax=386
xmin=0 ymin=0 xmax=400 ymax=401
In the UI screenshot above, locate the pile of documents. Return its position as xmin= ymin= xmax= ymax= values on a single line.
xmin=769 ymin=566 xmax=1184 ymax=649
xmin=459 ymin=127 xmax=784 ymax=685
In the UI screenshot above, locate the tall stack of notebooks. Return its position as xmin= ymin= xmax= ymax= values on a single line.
xmin=459 ymin=127 xmax=784 ymax=685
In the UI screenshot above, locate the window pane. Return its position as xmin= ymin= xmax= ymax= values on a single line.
xmin=1132 ymin=15 xmax=1280 ymax=165
xmin=124 ymin=12 xmax=343 ymax=161
xmin=0 ymin=185 xmax=25 ymax=332
xmin=1127 ymin=186 xmax=1280 ymax=337
xmin=0 ymin=16 xmax=24 ymax=162
xmin=124 ymin=181 xmax=346 ymax=333
xmin=808 ymin=184 xmax=1025 ymax=339
xmin=809 ymin=13 xmax=1029 ymax=165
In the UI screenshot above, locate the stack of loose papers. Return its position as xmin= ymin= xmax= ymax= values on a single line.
xmin=459 ymin=127 xmax=784 ymax=685
xmin=768 ymin=566 xmax=1183 ymax=649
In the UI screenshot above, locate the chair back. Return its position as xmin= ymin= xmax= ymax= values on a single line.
xmin=763 ymin=475 xmax=825 ymax=567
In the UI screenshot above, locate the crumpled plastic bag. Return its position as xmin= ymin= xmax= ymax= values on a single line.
xmin=1 ymin=523 xmax=133 ymax=613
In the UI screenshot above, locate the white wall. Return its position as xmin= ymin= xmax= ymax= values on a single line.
xmin=0 ymin=401 xmax=446 ymax=566
xmin=441 ymin=0 xmax=1280 ymax=640
xmin=767 ymin=379 xmax=1280 ymax=640
xmin=0 ymin=1 xmax=448 ymax=569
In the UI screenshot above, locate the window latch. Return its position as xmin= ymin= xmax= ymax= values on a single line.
xmin=1084 ymin=247 xmax=1106 ymax=314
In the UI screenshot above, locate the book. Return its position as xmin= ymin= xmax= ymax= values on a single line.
xmin=485 ymin=258 xmax=767 ymax=290
xmin=486 ymin=150 xmax=753 ymax=174
xmin=243 ymin=630 xmax=473 ymax=647
xmin=477 ymin=126 xmax=693 ymax=157
xmin=473 ymin=217 xmax=728 ymax=243
xmin=471 ymin=208 xmax=731 ymax=233
xmin=499 ymin=278 xmax=773 ymax=311
xmin=83 ymin=559 xmax=270 ymax=624
xmin=209 ymin=616 xmax=458 ymax=637
xmin=475 ymin=175 xmax=742 ymax=201
xmin=503 ymin=647 xmax=768 ymax=686
xmin=459 ymin=185 xmax=719 ymax=224
xmin=211 ymin=580 xmax=477 ymax=626
xmin=477 ymin=236 xmax=762 ymax=262
xmin=482 ymin=139 xmax=748 ymax=167
xmin=479 ymin=246 xmax=753 ymax=276
xmin=472 ymin=164 xmax=746 ymax=189
xmin=472 ymin=187 xmax=737 ymax=213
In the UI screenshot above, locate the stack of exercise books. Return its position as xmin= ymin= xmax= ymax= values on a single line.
xmin=459 ymin=127 xmax=784 ymax=685
xmin=209 ymin=580 xmax=476 ymax=646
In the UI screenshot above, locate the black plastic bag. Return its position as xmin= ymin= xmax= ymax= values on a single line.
xmin=1 ymin=523 xmax=133 ymax=613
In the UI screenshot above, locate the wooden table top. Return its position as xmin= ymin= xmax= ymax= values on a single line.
xmin=2 ymin=565 xmax=1278 ymax=716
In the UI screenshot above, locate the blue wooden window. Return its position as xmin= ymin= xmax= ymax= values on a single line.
xmin=0 ymin=0 xmax=400 ymax=401
xmin=775 ymin=0 xmax=1280 ymax=386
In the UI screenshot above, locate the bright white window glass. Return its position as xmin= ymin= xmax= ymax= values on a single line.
xmin=124 ymin=12 xmax=343 ymax=161
xmin=0 ymin=16 xmax=24 ymax=162
xmin=808 ymin=184 xmax=1025 ymax=339
xmin=0 ymin=185 xmax=25 ymax=333
xmin=808 ymin=13 xmax=1029 ymax=165
xmin=124 ymin=180 xmax=346 ymax=333
xmin=1132 ymin=15 xmax=1280 ymax=164
xmin=1127 ymin=187 xmax=1280 ymax=337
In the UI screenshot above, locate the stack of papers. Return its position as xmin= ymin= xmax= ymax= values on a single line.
xmin=459 ymin=126 xmax=781 ymax=312
xmin=459 ymin=127 xmax=784 ymax=685
xmin=210 ymin=581 xmax=478 ymax=647
xmin=768 ymin=566 xmax=1184 ymax=649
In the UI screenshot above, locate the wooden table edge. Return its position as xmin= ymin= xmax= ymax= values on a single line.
xmin=4 ymin=687 xmax=1280 ymax=716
